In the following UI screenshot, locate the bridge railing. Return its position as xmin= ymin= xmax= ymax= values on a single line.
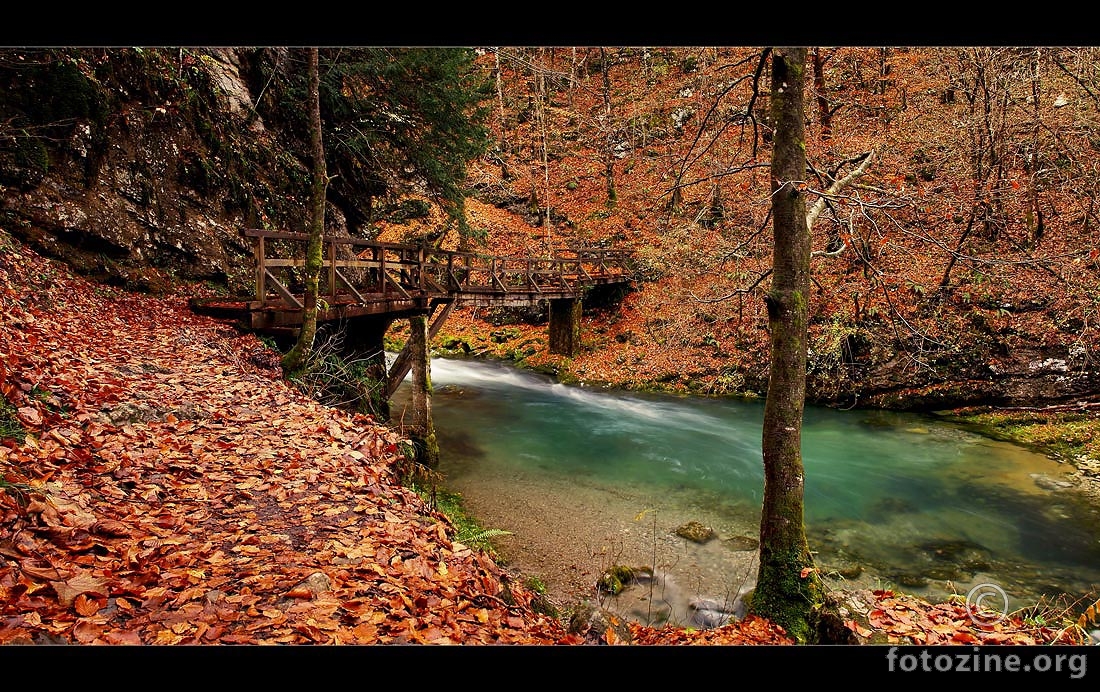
xmin=244 ymin=228 xmax=434 ymax=308
xmin=421 ymin=247 xmax=633 ymax=295
xmin=243 ymin=228 xmax=632 ymax=308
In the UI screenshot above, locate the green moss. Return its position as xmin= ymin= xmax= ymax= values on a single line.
xmin=383 ymin=333 xmax=407 ymax=352
xmin=941 ymin=409 xmax=1100 ymax=464
xmin=524 ymin=576 xmax=560 ymax=618
xmin=749 ymin=545 xmax=825 ymax=644
xmin=596 ymin=564 xmax=638 ymax=595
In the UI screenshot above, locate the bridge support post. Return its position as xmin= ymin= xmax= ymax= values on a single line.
xmin=548 ymin=297 xmax=582 ymax=356
xmin=407 ymin=314 xmax=440 ymax=469
xmin=343 ymin=317 xmax=392 ymax=421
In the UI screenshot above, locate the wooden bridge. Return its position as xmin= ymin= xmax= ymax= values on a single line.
xmin=191 ymin=228 xmax=633 ymax=390
xmin=193 ymin=228 xmax=632 ymax=334
xmin=189 ymin=228 xmax=633 ymax=467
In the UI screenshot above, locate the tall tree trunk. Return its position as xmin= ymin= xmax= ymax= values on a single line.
xmin=878 ymin=47 xmax=891 ymax=95
xmin=282 ymin=47 xmax=327 ymax=373
xmin=535 ymin=49 xmax=552 ymax=245
xmin=811 ymin=47 xmax=832 ymax=139
xmin=1028 ymin=47 xmax=1045 ymax=245
xmin=495 ymin=48 xmax=508 ymax=153
xmin=748 ymin=45 xmax=823 ymax=644
xmin=601 ymin=47 xmax=617 ymax=204
xmin=408 ymin=314 xmax=439 ymax=468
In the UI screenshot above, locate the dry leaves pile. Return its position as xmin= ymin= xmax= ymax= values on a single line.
xmin=851 ymin=590 xmax=1082 ymax=646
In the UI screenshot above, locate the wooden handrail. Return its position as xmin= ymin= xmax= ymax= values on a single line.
xmin=242 ymin=228 xmax=633 ymax=308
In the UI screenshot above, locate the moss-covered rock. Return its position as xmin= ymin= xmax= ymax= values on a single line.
xmin=675 ymin=520 xmax=717 ymax=543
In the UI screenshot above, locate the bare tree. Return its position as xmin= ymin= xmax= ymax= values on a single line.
xmin=494 ymin=47 xmax=509 ymax=154
xmin=600 ymin=47 xmax=617 ymax=205
xmin=282 ymin=47 xmax=328 ymax=373
xmin=535 ymin=48 xmax=553 ymax=246
xmin=748 ymin=45 xmax=824 ymax=644
xmin=811 ymin=47 xmax=834 ymax=139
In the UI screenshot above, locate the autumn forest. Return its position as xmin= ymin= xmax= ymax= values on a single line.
xmin=2 ymin=46 xmax=1100 ymax=650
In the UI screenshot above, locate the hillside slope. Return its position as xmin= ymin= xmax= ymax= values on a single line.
xmin=2 ymin=47 xmax=1098 ymax=412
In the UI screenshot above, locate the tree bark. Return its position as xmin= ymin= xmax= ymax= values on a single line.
xmin=282 ymin=47 xmax=327 ymax=374
xmin=408 ymin=314 xmax=439 ymax=468
xmin=601 ymin=47 xmax=617 ymax=204
xmin=811 ymin=47 xmax=832 ymax=139
xmin=495 ymin=48 xmax=508 ymax=153
xmin=748 ymin=46 xmax=824 ymax=644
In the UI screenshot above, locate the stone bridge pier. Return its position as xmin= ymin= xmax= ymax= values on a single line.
xmin=548 ymin=297 xmax=582 ymax=357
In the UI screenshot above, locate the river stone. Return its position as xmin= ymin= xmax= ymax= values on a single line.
xmin=675 ymin=521 xmax=717 ymax=543
xmin=436 ymin=384 xmax=474 ymax=398
xmin=868 ymin=496 xmax=917 ymax=516
xmin=917 ymin=538 xmax=990 ymax=565
xmin=689 ymin=592 xmax=749 ymax=627
xmin=725 ymin=535 xmax=759 ymax=551
xmin=1031 ymin=473 xmax=1075 ymax=492
xmin=821 ymin=558 xmax=864 ymax=580
xmin=600 ymin=570 xmax=752 ymax=631
xmin=889 ymin=572 xmax=929 ymax=588
xmin=567 ymin=602 xmax=634 ymax=644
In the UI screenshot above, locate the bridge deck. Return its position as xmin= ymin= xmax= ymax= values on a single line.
xmin=190 ymin=228 xmax=633 ymax=331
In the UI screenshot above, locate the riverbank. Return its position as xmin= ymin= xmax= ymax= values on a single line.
xmin=0 ymin=239 xmax=1081 ymax=646
xmin=934 ymin=405 xmax=1100 ymax=504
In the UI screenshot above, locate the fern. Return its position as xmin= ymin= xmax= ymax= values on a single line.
xmin=456 ymin=527 xmax=512 ymax=548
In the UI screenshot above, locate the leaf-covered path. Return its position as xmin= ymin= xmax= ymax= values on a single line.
xmin=0 ymin=232 xmax=1082 ymax=646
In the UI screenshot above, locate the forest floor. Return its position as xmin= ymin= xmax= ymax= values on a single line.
xmin=0 ymin=230 xmax=1091 ymax=646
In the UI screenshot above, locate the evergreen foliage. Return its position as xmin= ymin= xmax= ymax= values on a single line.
xmin=252 ymin=48 xmax=493 ymax=240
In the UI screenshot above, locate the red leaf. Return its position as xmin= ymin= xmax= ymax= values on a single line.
xmin=951 ymin=630 xmax=981 ymax=644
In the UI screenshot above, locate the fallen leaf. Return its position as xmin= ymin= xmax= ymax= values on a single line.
xmin=19 ymin=561 xmax=72 ymax=581
xmin=846 ymin=619 xmax=873 ymax=638
xmin=74 ymin=593 xmax=103 ymax=616
xmin=51 ymin=572 xmax=110 ymax=607
xmin=17 ymin=407 xmax=42 ymax=426
xmin=951 ymin=630 xmax=981 ymax=645
xmin=605 ymin=626 xmax=619 ymax=645
xmin=91 ymin=519 xmax=130 ymax=537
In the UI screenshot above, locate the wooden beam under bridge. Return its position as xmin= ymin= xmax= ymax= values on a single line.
xmin=385 ymin=299 xmax=456 ymax=398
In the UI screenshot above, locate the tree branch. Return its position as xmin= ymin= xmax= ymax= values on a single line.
xmin=806 ymin=149 xmax=876 ymax=230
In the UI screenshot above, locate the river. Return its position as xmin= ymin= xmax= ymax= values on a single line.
xmin=391 ymin=356 xmax=1100 ymax=627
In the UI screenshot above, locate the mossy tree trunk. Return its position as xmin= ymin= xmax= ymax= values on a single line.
xmin=600 ymin=47 xmax=616 ymax=205
xmin=748 ymin=46 xmax=824 ymax=644
xmin=282 ymin=47 xmax=328 ymax=374
xmin=408 ymin=314 xmax=439 ymax=468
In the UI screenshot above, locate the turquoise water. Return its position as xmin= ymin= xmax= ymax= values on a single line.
xmin=394 ymin=356 xmax=1100 ymax=612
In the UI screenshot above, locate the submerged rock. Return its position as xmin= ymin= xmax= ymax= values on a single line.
xmin=675 ymin=520 xmax=717 ymax=543
xmin=724 ymin=535 xmax=759 ymax=551
xmin=688 ymin=593 xmax=749 ymax=628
